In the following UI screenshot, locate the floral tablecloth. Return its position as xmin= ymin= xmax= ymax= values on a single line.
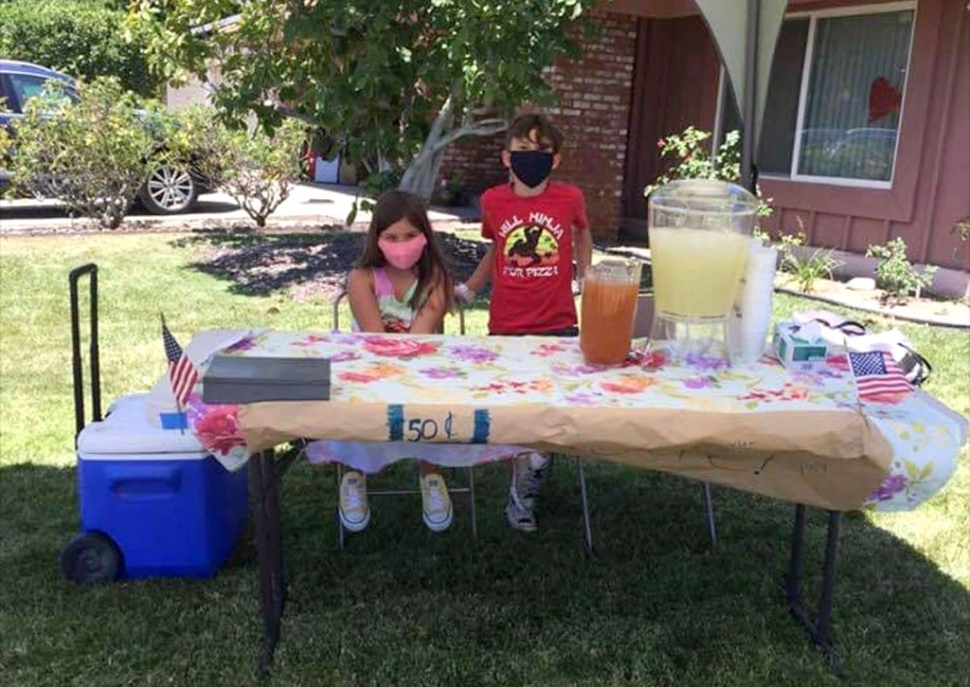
xmin=190 ymin=330 xmax=967 ymax=513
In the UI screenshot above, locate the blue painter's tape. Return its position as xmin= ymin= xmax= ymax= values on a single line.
xmin=160 ymin=412 xmax=188 ymax=430
xmin=387 ymin=405 xmax=404 ymax=441
xmin=472 ymin=409 xmax=490 ymax=444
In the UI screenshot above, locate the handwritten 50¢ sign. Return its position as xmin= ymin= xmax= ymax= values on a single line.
xmin=386 ymin=405 xmax=491 ymax=444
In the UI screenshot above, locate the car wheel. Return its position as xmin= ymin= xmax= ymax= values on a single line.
xmin=138 ymin=164 xmax=200 ymax=215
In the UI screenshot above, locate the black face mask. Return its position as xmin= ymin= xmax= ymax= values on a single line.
xmin=509 ymin=150 xmax=554 ymax=188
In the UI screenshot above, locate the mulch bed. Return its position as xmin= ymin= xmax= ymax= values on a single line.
xmin=172 ymin=227 xmax=489 ymax=302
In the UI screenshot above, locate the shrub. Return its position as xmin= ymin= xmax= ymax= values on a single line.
xmin=181 ymin=109 xmax=304 ymax=228
xmin=867 ymin=237 xmax=937 ymax=303
xmin=0 ymin=1 xmax=162 ymax=98
xmin=777 ymin=222 xmax=841 ymax=293
xmin=8 ymin=77 xmax=175 ymax=229
xmin=644 ymin=127 xmax=772 ymax=217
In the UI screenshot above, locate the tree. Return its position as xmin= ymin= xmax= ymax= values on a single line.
xmin=179 ymin=107 xmax=304 ymax=228
xmin=134 ymin=0 xmax=593 ymax=200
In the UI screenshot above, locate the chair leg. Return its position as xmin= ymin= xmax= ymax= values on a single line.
xmin=702 ymin=482 xmax=716 ymax=548
xmin=466 ymin=466 xmax=477 ymax=541
xmin=335 ymin=463 xmax=345 ymax=551
xmin=577 ymin=458 xmax=594 ymax=554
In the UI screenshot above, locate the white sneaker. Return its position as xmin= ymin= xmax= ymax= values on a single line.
xmin=338 ymin=471 xmax=370 ymax=532
xmin=420 ymin=473 xmax=453 ymax=532
xmin=511 ymin=452 xmax=550 ymax=511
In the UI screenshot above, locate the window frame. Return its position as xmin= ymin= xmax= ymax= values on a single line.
xmin=764 ymin=1 xmax=918 ymax=189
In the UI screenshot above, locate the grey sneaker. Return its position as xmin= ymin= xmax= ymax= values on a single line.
xmin=511 ymin=452 xmax=550 ymax=511
xmin=505 ymin=486 xmax=537 ymax=533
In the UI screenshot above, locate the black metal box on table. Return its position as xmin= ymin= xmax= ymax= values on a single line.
xmin=202 ymin=355 xmax=331 ymax=404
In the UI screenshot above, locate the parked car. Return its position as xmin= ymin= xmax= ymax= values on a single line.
xmin=0 ymin=59 xmax=214 ymax=214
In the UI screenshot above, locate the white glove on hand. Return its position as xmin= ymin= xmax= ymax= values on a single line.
xmin=455 ymin=282 xmax=476 ymax=305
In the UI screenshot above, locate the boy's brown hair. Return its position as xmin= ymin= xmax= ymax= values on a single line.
xmin=505 ymin=113 xmax=564 ymax=154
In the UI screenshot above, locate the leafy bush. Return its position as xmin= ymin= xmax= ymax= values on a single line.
xmin=778 ymin=232 xmax=841 ymax=293
xmin=867 ymin=237 xmax=937 ymax=303
xmin=776 ymin=223 xmax=841 ymax=293
xmin=8 ymin=77 xmax=175 ymax=229
xmin=0 ymin=1 xmax=162 ymax=98
xmin=644 ymin=127 xmax=772 ymax=217
xmin=180 ymin=108 xmax=304 ymax=228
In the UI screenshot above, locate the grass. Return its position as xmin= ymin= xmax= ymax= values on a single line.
xmin=0 ymin=231 xmax=968 ymax=687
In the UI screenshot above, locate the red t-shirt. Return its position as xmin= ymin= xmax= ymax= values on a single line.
xmin=480 ymin=181 xmax=589 ymax=335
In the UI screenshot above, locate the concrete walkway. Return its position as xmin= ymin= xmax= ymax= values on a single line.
xmin=0 ymin=181 xmax=479 ymax=234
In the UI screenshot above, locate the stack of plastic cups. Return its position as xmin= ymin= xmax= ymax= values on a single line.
xmin=728 ymin=240 xmax=779 ymax=364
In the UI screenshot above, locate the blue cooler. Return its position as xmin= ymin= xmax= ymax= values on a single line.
xmin=66 ymin=394 xmax=249 ymax=581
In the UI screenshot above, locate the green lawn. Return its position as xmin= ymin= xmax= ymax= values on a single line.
xmin=0 ymin=232 xmax=968 ymax=687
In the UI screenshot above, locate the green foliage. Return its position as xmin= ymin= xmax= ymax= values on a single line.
xmin=0 ymin=0 xmax=162 ymax=98
xmin=777 ymin=228 xmax=841 ymax=293
xmin=180 ymin=107 xmax=304 ymax=227
xmin=346 ymin=169 xmax=401 ymax=226
xmin=7 ymin=77 xmax=174 ymax=229
xmin=867 ymin=237 xmax=937 ymax=303
xmin=644 ymin=127 xmax=772 ymax=217
xmin=133 ymin=0 xmax=594 ymax=177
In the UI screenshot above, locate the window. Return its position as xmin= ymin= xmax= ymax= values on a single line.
xmin=757 ymin=3 xmax=916 ymax=187
xmin=7 ymin=73 xmax=77 ymax=112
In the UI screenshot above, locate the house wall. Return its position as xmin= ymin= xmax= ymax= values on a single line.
xmin=438 ymin=9 xmax=638 ymax=238
xmin=621 ymin=15 xmax=722 ymax=223
xmin=164 ymin=63 xmax=222 ymax=112
xmin=758 ymin=0 xmax=970 ymax=270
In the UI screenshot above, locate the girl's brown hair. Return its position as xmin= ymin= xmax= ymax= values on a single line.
xmin=356 ymin=190 xmax=454 ymax=312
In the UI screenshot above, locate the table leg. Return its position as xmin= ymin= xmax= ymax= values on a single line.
xmin=251 ymin=450 xmax=285 ymax=679
xmin=781 ymin=505 xmax=845 ymax=678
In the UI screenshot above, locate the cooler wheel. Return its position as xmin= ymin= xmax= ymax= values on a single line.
xmin=60 ymin=532 xmax=122 ymax=584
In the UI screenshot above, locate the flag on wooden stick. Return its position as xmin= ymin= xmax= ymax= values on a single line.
xmin=161 ymin=315 xmax=199 ymax=405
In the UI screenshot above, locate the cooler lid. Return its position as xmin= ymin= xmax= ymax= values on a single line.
xmin=78 ymin=393 xmax=205 ymax=455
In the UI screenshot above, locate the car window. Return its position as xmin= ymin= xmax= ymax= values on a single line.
xmin=8 ymin=73 xmax=76 ymax=112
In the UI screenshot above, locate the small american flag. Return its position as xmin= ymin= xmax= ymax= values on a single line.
xmin=848 ymin=350 xmax=912 ymax=400
xmin=162 ymin=315 xmax=199 ymax=405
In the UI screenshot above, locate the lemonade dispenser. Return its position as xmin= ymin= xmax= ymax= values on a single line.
xmin=648 ymin=179 xmax=758 ymax=361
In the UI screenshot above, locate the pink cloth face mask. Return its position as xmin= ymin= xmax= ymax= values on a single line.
xmin=378 ymin=234 xmax=428 ymax=270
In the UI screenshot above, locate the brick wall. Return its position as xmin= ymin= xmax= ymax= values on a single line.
xmin=438 ymin=10 xmax=637 ymax=240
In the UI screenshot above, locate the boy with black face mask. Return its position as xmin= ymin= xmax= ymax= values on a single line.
xmin=457 ymin=113 xmax=592 ymax=532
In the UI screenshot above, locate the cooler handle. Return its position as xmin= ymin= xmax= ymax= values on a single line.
xmin=70 ymin=264 xmax=101 ymax=442
xmin=109 ymin=466 xmax=182 ymax=500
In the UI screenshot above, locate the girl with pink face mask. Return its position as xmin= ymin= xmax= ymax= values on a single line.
xmin=311 ymin=191 xmax=456 ymax=534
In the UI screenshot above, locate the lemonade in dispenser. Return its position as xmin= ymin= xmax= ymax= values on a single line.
xmin=648 ymin=180 xmax=757 ymax=361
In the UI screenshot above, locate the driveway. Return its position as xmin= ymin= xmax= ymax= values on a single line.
xmin=0 ymin=182 xmax=479 ymax=233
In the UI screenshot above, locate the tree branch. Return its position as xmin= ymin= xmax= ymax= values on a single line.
xmin=275 ymin=105 xmax=319 ymax=126
xmin=428 ymin=118 xmax=507 ymax=154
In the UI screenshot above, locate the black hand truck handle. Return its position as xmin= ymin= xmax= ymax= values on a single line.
xmin=69 ymin=264 xmax=101 ymax=443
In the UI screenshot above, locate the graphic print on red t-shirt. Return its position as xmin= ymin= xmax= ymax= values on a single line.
xmin=481 ymin=182 xmax=589 ymax=335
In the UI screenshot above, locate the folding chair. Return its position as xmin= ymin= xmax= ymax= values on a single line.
xmin=329 ymin=291 xmax=476 ymax=550
xmin=573 ymin=293 xmax=717 ymax=554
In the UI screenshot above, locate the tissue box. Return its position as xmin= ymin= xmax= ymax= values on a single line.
xmin=772 ymin=323 xmax=829 ymax=371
